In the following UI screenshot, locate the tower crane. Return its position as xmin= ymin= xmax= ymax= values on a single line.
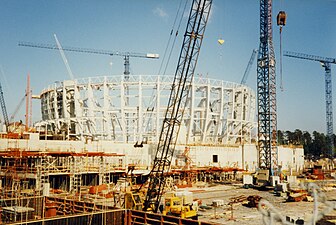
xmin=241 ymin=49 xmax=258 ymax=85
xmin=284 ymin=50 xmax=336 ymax=157
xmin=257 ymin=0 xmax=278 ymax=175
xmin=142 ymin=0 xmax=212 ymax=213
xmin=18 ymin=42 xmax=159 ymax=79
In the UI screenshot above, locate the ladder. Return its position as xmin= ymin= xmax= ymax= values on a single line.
xmin=69 ymin=156 xmax=82 ymax=196
xmin=99 ymin=156 xmax=110 ymax=186
xmin=36 ymin=156 xmax=49 ymax=194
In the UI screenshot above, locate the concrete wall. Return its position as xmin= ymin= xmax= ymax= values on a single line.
xmin=172 ymin=144 xmax=304 ymax=172
xmin=0 ymin=134 xmax=304 ymax=172
xmin=172 ymin=144 xmax=258 ymax=172
xmin=278 ymin=145 xmax=305 ymax=172
xmin=0 ymin=133 xmax=151 ymax=169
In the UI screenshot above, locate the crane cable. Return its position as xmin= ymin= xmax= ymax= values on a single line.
xmin=161 ymin=0 xmax=188 ymax=76
xmin=143 ymin=0 xmax=188 ymax=141
xmin=149 ymin=0 xmax=186 ymax=118
xmin=277 ymin=5 xmax=286 ymax=92
xmin=158 ymin=0 xmax=186 ymax=75
xmin=279 ymin=27 xmax=284 ymax=91
xmin=280 ymin=0 xmax=284 ymax=92
xmin=149 ymin=0 xmax=187 ymax=105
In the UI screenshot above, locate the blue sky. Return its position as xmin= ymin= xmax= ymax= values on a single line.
xmin=0 ymin=0 xmax=335 ymax=133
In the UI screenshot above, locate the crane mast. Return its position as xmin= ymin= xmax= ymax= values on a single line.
xmin=257 ymin=0 xmax=278 ymax=174
xmin=143 ymin=0 xmax=212 ymax=212
xmin=284 ymin=51 xmax=336 ymax=157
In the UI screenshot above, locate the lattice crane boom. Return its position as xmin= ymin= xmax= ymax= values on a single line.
xmin=10 ymin=94 xmax=26 ymax=123
xmin=54 ymin=34 xmax=75 ymax=80
xmin=284 ymin=50 xmax=336 ymax=157
xmin=18 ymin=41 xmax=159 ymax=77
xmin=241 ymin=49 xmax=258 ymax=85
xmin=284 ymin=51 xmax=336 ymax=64
xmin=0 ymin=81 xmax=9 ymax=131
xmin=143 ymin=0 xmax=212 ymax=213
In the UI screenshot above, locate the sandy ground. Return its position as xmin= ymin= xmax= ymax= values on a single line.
xmin=180 ymin=183 xmax=336 ymax=225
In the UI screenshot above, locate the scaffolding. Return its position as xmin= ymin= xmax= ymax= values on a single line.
xmin=0 ymin=145 xmax=127 ymax=224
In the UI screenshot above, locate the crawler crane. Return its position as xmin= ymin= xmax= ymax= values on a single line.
xmin=142 ymin=0 xmax=213 ymax=213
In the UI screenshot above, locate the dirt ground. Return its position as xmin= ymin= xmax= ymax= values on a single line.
xmin=182 ymin=183 xmax=336 ymax=225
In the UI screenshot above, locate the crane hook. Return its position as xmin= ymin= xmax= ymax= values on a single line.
xmin=277 ymin=11 xmax=287 ymax=92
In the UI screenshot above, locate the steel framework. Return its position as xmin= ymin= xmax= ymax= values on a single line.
xmin=257 ymin=0 xmax=278 ymax=172
xmin=36 ymin=75 xmax=256 ymax=145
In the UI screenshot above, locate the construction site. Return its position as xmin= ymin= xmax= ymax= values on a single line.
xmin=0 ymin=0 xmax=335 ymax=225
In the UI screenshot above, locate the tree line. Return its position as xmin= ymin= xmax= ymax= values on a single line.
xmin=277 ymin=129 xmax=335 ymax=159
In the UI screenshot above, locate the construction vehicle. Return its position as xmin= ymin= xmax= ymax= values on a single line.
xmin=123 ymin=0 xmax=212 ymax=214
xmin=162 ymin=191 xmax=198 ymax=220
xmin=254 ymin=169 xmax=270 ymax=186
